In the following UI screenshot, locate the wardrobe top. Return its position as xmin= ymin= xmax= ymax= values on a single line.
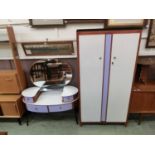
xmin=77 ymin=29 xmax=142 ymax=34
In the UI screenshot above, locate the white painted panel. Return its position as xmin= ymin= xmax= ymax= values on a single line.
xmin=106 ymin=33 xmax=140 ymax=122
xmin=0 ymin=44 xmax=13 ymax=59
xmin=79 ymin=34 xmax=105 ymax=122
xmin=0 ymin=19 xmax=29 ymax=26
xmin=139 ymin=26 xmax=155 ymax=56
xmin=139 ymin=38 xmax=155 ymax=56
xmin=0 ymin=29 xmax=8 ymax=41
xmin=0 ymin=23 xmax=104 ymax=59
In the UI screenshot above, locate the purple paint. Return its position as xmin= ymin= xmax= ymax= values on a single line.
xmin=26 ymin=104 xmax=48 ymax=113
xmin=23 ymin=97 xmax=33 ymax=103
xmin=48 ymin=103 xmax=73 ymax=112
xmin=101 ymin=34 xmax=112 ymax=121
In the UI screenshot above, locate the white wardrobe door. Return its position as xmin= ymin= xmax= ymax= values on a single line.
xmin=79 ymin=34 xmax=105 ymax=122
xmin=106 ymin=33 xmax=140 ymax=122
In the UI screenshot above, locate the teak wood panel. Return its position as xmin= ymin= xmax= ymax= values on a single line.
xmin=0 ymin=95 xmax=25 ymax=117
xmin=0 ymin=94 xmax=21 ymax=102
xmin=106 ymin=33 xmax=140 ymax=122
xmin=79 ymin=34 xmax=105 ymax=122
xmin=130 ymin=91 xmax=155 ymax=113
xmin=0 ymin=71 xmax=21 ymax=94
xmin=7 ymin=26 xmax=27 ymax=91
xmin=0 ymin=102 xmax=19 ymax=116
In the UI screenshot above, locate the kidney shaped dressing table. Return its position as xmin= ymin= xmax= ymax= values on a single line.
xmin=22 ymin=59 xmax=79 ymax=125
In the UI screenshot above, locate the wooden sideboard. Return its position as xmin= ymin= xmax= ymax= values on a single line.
xmin=0 ymin=95 xmax=25 ymax=124
xmin=129 ymin=82 xmax=155 ymax=124
xmin=129 ymin=57 xmax=155 ymax=124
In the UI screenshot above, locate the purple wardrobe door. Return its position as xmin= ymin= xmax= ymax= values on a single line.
xmin=101 ymin=34 xmax=112 ymax=121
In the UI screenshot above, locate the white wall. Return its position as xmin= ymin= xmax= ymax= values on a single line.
xmin=0 ymin=20 xmax=104 ymax=59
xmin=139 ymin=27 xmax=155 ymax=56
xmin=0 ymin=19 xmax=155 ymax=60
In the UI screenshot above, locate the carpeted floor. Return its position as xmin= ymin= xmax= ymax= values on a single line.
xmin=0 ymin=111 xmax=155 ymax=135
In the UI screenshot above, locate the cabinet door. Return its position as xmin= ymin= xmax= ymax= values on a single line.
xmin=1 ymin=102 xmax=19 ymax=116
xmin=79 ymin=34 xmax=105 ymax=122
xmin=106 ymin=33 xmax=140 ymax=122
xmin=0 ymin=73 xmax=20 ymax=94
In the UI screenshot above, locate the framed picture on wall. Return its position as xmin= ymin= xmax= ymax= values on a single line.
xmin=105 ymin=19 xmax=145 ymax=28
xmin=29 ymin=19 xmax=65 ymax=27
xmin=146 ymin=19 xmax=155 ymax=48
xmin=22 ymin=41 xmax=74 ymax=56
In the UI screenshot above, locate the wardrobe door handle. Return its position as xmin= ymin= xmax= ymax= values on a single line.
xmin=99 ymin=57 xmax=102 ymax=60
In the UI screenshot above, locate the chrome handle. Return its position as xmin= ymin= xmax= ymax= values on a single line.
xmin=99 ymin=57 xmax=102 ymax=60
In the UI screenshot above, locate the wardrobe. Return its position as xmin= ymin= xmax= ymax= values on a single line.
xmin=77 ymin=29 xmax=141 ymax=124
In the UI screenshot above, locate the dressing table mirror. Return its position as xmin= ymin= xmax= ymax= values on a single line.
xmin=22 ymin=59 xmax=79 ymax=125
xmin=30 ymin=59 xmax=73 ymax=89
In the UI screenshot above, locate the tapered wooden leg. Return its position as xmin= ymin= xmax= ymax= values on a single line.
xmin=125 ymin=121 xmax=128 ymax=127
xmin=79 ymin=122 xmax=83 ymax=127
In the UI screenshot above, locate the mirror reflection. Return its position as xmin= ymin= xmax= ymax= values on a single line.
xmin=30 ymin=59 xmax=72 ymax=89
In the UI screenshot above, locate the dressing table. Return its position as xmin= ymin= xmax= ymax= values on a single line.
xmin=22 ymin=59 xmax=79 ymax=125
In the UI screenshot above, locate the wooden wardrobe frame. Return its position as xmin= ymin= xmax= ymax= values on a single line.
xmin=77 ymin=29 xmax=142 ymax=126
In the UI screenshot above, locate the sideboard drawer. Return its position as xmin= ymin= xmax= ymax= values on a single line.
xmin=26 ymin=104 xmax=48 ymax=113
xmin=49 ymin=103 xmax=73 ymax=112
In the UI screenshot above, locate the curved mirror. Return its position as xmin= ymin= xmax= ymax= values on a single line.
xmin=30 ymin=59 xmax=72 ymax=89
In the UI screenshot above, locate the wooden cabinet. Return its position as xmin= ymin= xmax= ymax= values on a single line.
xmin=77 ymin=29 xmax=141 ymax=124
xmin=0 ymin=27 xmax=26 ymax=123
xmin=0 ymin=70 xmax=21 ymax=94
xmin=0 ymin=95 xmax=25 ymax=118
xmin=130 ymin=91 xmax=155 ymax=113
xmin=1 ymin=103 xmax=19 ymax=116
xmin=129 ymin=57 xmax=155 ymax=124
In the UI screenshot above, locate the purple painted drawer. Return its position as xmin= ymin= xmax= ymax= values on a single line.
xmin=23 ymin=97 xmax=34 ymax=103
xmin=49 ymin=103 xmax=73 ymax=112
xmin=26 ymin=104 xmax=48 ymax=113
xmin=62 ymin=96 xmax=74 ymax=103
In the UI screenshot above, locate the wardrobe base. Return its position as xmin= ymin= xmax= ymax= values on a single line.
xmin=79 ymin=122 xmax=126 ymax=126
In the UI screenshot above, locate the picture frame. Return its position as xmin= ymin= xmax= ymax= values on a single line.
xmin=146 ymin=19 xmax=155 ymax=48
xmin=29 ymin=19 xmax=65 ymax=27
xmin=105 ymin=19 xmax=145 ymax=28
xmin=22 ymin=41 xmax=74 ymax=56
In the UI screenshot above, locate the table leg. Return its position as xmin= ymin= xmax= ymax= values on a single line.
xmin=73 ymin=101 xmax=79 ymax=124
xmin=17 ymin=118 xmax=22 ymax=125
xmin=74 ymin=108 xmax=78 ymax=124
xmin=26 ymin=111 xmax=30 ymax=126
xmin=138 ymin=113 xmax=142 ymax=125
